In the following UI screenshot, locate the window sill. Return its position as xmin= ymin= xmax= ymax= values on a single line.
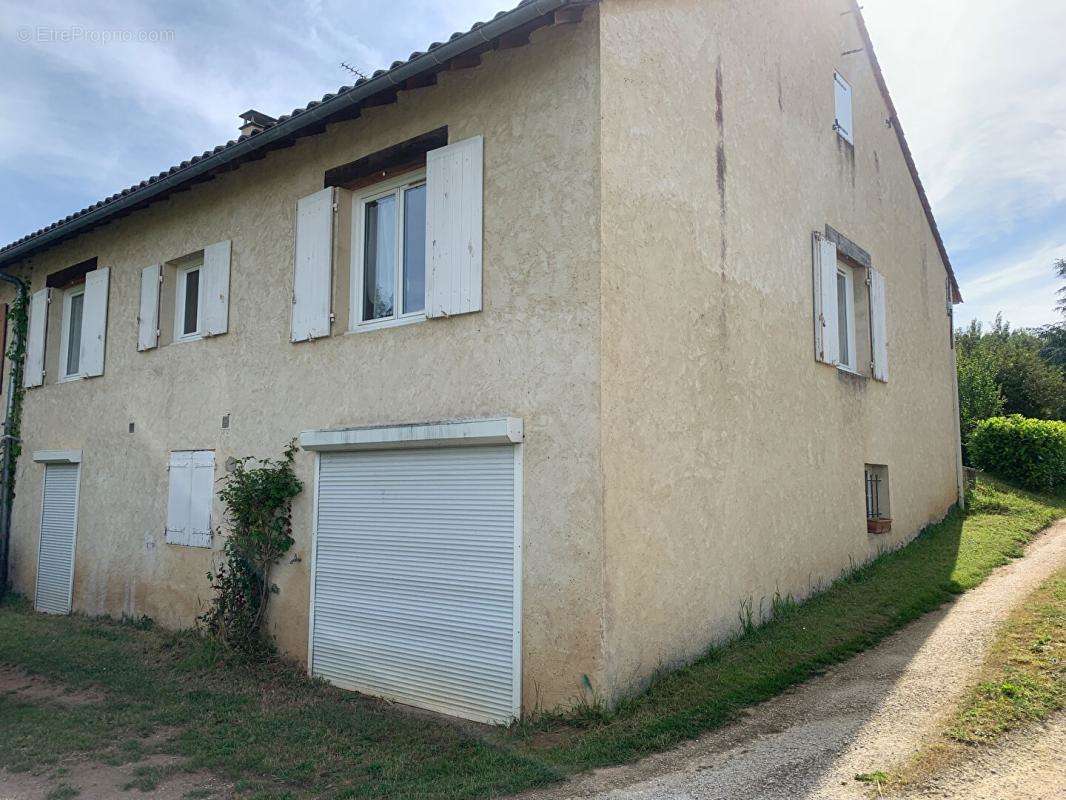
xmin=173 ymin=333 xmax=205 ymax=344
xmin=347 ymin=313 xmax=426 ymax=335
xmin=58 ymin=373 xmax=85 ymax=384
xmin=836 ymin=365 xmax=866 ymax=379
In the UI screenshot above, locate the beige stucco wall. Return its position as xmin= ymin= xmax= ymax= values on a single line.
xmin=1 ymin=17 xmax=604 ymax=713
xmin=595 ymin=0 xmax=961 ymax=700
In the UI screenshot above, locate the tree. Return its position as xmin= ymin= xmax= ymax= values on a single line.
xmin=957 ymin=345 xmax=1004 ymax=457
xmin=1056 ymin=257 xmax=1066 ymax=316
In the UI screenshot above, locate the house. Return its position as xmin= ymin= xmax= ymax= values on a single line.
xmin=0 ymin=0 xmax=963 ymax=725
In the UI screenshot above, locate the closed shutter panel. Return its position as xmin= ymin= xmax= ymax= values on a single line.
xmin=80 ymin=267 xmax=109 ymax=377
xmin=188 ymin=451 xmax=215 ymax=548
xmin=202 ymin=240 xmax=231 ymax=336
xmin=291 ymin=188 xmax=335 ymax=342
xmin=834 ymin=72 xmax=853 ymax=144
xmin=312 ymin=445 xmax=519 ymax=724
xmin=138 ymin=264 xmax=161 ymax=351
xmin=165 ymin=452 xmax=192 ymax=546
xmin=813 ymin=233 xmax=840 ymax=365
xmin=870 ymin=267 xmax=889 ymax=382
xmin=425 ymin=136 xmax=483 ymax=318
xmin=35 ymin=463 xmax=80 ymax=614
xmin=24 ymin=288 xmax=49 ymax=388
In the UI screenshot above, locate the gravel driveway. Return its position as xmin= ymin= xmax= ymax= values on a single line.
xmin=519 ymin=518 xmax=1066 ymax=800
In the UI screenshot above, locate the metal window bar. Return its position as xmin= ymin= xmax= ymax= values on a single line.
xmin=865 ymin=470 xmax=882 ymax=519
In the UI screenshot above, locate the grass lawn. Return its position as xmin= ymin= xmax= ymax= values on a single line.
xmin=895 ymin=564 xmax=1065 ymax=786
xmin=1 ymin=479 xmax=1063 ymax=799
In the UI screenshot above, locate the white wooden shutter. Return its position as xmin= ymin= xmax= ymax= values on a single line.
xmin=188 ymin=451 xmax=215 ymax=548
xmin=138 ymin=264 xmax=161 ymax=351
xmin=834 ymin=72 xmax=853 ymax=144
xmin=202 ymin=240 xmax=231 ymax=336
xmin=165 ymin=451 xmax=192 ymax=546
xmin=426 ymin=135 xmax=483 ymax=318
xmin=813 ymin=233 xmax=840 ymax=365
xmin=24 ymin=288 xmax=49 ymax=388
xmin=291 ymin=188 xmax=335 ymax=342
xmin=79 ymin=267 xmax=109 ymax=377
xmin=870 ymin=267 xmax=889 ymax=382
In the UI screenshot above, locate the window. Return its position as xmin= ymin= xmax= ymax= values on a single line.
xmin=174 ymin=259 xmax=204 ymax=342
xmin=836 ymin=265 xmax=857 ymax=372
xmin=865 ymin=464 xmax=891 ymax=533
xmin=351 ymin=171 xmax=427 ymax=330
xmin=58 ymin=286 xmax=85 ymax=381
xmin=834 ymin=71 xmax=853 ymax=144
xmin=165 ymin=450 xmax=215 ymax=548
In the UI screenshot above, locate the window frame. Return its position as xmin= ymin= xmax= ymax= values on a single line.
xmin=835 ymin=264 xmax=858 ymax=373
xmin=173 ymin=258 xmax=205 ymax=343
xmin=348 ymin=169 xmax=428 ymax=333
xmin=58 ymin=284 xmax=86 ymax=383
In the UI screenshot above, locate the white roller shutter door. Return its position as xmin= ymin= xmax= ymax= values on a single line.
xmin=311 ymin=445 xmax=520 ymax=724
xmin=34 ymin=463 xmax=80 ymax=614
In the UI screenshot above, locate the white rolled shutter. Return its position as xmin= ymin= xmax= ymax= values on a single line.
xmin=291 ymin=188 xmax=335 ymax=342
xmin=870 ymin=267 xmax=889 ymax=382
xmin=138 ymin=264 xmax=161 ymax=351
xmin=426 ymin=135 xmax=483 ymax=318
xmin=813 ymin=233 xmax=840 ymax=365
xmin=24 ymin=288 xmax=49 ymax=388
xmin=34 ymin=463 xmax=80 ymax=615
xmin=188 ymin=451 xmax=215 ymax=548
xmin=80 ymin=267 xmax=109 ymax=377
xmin=834 ymin=72 xmax=853 ymax=144
xmin=202 ymin=240 xmax=231 ymax=336
xmin=165 ymin=451 xmax=192 ymax=546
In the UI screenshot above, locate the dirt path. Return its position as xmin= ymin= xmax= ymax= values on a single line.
xmin=521 ymin=518 xmax=1066 ymax=800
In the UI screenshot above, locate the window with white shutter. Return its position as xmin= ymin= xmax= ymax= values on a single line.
xmin=201 ymin=240 xmax=231 ymax=337
xmin=138 ymin=264 xmax=161 ymax=351
xmin=813 ymin=233 xmax=840 ymax=366
xmin=292 ymin=188 xmax=336 ymax=342
xmin=79 ymin=267 xmax=109 ymax=377
xmin=426 ymin=135 xmax=483 ymax=318
xmin=869 ymin=267 xmax=889 ymax=382
xmin=24 ymin=288 xmax=50 ymax=389
xmin=834 ymin=72 xmax=854 ymax=144
xmin=165 ymin=450 xmax=215 ymax=548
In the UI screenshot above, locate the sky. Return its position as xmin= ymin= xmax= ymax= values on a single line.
xmin=1 ymin=0 xmax=1063 ymax=329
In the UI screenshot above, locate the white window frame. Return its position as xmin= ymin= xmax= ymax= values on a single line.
xmin=174 ymin=258 xmax=205 ymax=343
xmin=58 ymin=285 xmax=86 ymax=383
xmin=836 ymin=265 xmax=858 ymax=373
xmin=349 ymin=169 xmax=428 ymax=333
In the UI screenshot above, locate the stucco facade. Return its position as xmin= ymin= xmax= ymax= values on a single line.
xmin=0 ymin=0 xmax=962 ymax=716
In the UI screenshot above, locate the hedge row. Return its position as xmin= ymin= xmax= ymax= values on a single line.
xmin=969 ymin=415 xmax=1066 ymax=492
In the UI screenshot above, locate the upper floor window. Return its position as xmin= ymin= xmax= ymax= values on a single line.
xmin=834 ymin=71 xmax=853 ymax=145
xmin=290 ymin=135 xmax=484 ymax=343
xmin=354 ymin=172 xmax=427 ymax=328
xmin=174 ymin=258 xmax=204 ymax=341
xmin=835 ymin=265 xmax=857 ymax=372
xmin=59 ymin=285 xmax=86 ymax=381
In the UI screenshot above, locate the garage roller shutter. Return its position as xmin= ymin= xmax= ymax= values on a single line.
xmin=35 ymin=463 xmax=80 ymax=614
xmin=311 ymin=445 xmax=519 ymax=724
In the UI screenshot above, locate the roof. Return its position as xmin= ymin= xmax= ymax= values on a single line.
xmin=0 ymin=0 xmax=959 ymax=303
xmin=0 ymin=0 xmax=586 ymax=269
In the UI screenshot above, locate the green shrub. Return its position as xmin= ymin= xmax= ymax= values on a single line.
xmin=969 ymin=415 xmax=1066 ymax=491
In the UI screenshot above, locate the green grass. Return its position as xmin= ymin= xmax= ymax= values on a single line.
xmin=948 ymin=567 xmax=1065 ymax=743
xmin=1 ymin=478 xmax=1063 ymax=800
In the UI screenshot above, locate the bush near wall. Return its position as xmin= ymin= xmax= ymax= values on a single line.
xmin=969 ymin=415 xmax=1066 ymax=491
